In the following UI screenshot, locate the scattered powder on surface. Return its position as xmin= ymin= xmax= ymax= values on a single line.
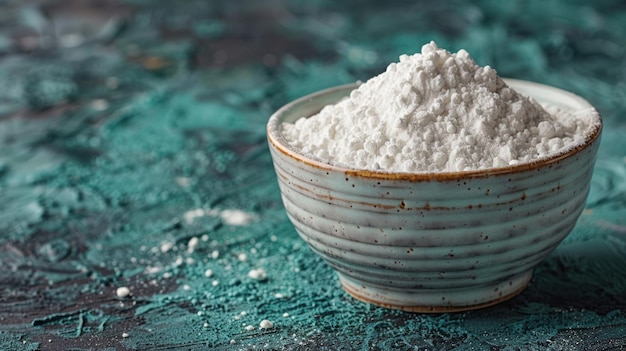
xmin=116 ymin=286 xmax=131 ymax=298
xmin=248 ymin=268 xmax=268 ymax=281
xmin=281 ymin=41 xmax=599 ymax=172
xmin=183 ymin=208 xmax=257 ymax=226
xmin=186 ymin=236 xmax=199 ymax=253
xmin=259 ymin=319 xmax=274 ymax=329
xmin=217 ymin=209 xmax=257 ymax=226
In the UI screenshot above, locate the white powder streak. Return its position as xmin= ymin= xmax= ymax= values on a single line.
xmin=182 ymin=208 xmax=257 ymax=226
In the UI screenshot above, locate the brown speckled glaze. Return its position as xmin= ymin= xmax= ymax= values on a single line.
xmin=267 ymin=80 xmax=602 ymax=312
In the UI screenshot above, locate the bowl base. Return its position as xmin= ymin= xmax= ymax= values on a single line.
xmin=338 ymin=271 xmax=532 ymax=313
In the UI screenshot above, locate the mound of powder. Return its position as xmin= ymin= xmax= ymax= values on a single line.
xmin=280 ymin=41 xmax=599 ymax=172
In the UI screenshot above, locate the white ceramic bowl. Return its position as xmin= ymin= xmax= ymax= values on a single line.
xmin=267 ymin=79 xmax=602 ymax=312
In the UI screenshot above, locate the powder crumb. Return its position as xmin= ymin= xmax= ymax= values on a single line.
xmin=230 ymin=339 xmax=236 ymax=344
xmin=210 ymin=250 xmax=220 ymax=259
xmin=238 ymin=253 xmax=248 ymax=261
xmin=204 ymin=269 xmax=213 ymax=278
xmin=260 ymin=320 xmax=274 ymax=329
xmin=183 ymin=208 xmax=205 ymax=224
xmin=203 ymin=322 xmax=210 ymax=328
xmin=187 ymin=237 xmax=199 ymax=253
xmin=160 ymin=241 xmax=174 ymax=253
xmin=248 ymin=268 xmax=268 ymax=281
xmin=212 ymin=280 xmax=219 ymax=286
xmin=281 ymin=41 xmax=600 ymax=173
xmin=116 ymin=287 xmax=130 ymax=298
xmin=219 ymin=209 xmax=256 ymax=226
xmin=244 ymin=325 xmax=255 ymax=331
xmin=90 ymin=99 xmax=109 ymax=111
xmin=283 ymin=313 xmax=290 ymax=318
xmin=122 ymin=332 xmax=129 ymax=338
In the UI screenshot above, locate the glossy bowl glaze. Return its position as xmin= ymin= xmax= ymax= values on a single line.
xmin=267 ymin=79 xmax=602 ymax=312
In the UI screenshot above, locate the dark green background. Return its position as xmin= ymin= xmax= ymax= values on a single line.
xmin=1 ymin=0 xmax=625 ymax=350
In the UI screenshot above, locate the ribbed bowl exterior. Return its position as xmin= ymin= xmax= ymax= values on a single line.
xmin=267 ymin=80 xmax=602 ymax=312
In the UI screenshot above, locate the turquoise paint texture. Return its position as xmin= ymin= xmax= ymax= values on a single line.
xmin=0 ymin=0 xmax=625 ymax=349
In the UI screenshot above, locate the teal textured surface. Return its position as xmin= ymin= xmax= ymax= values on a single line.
xmin=0 ymin=1 xmax=625 ymax=350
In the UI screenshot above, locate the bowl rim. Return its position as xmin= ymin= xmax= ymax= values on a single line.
xmin=267 ymin=79 xmax=602 ymax=181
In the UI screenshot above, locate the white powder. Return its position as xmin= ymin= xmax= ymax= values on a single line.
xmin=182 ymin=208 xmax=256 ymax=226
xmin=248 ymin=268 xmax=268 ymax=281
xmin=116 ymin=286 xmax=130 ymax=298
xmin=186 ymin=236 xmax=199 ymax=253
xmin=281 ymin=41 xmax=599 ymax=172
xmin=259 ymin=319 xmax=274 ymax=329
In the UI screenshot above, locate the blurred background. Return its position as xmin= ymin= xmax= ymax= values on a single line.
xmin=1 ymin=1 xmax=625 ymax=350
